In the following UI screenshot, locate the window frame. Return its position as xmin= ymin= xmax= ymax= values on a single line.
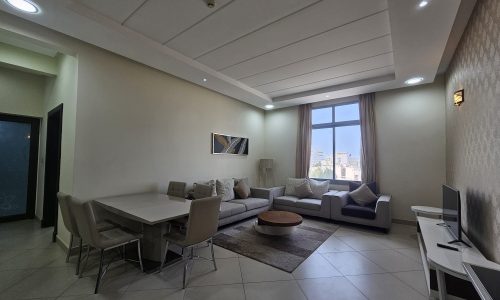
xmin=310 ymin=100 xmax=361 ymax=184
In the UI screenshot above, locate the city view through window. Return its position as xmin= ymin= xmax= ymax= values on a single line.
xmin=309 ymin=102 xmax=362 ymax=181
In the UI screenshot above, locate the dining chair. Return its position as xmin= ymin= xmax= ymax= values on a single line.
xmin=70 ymin=197 xmax=143 ymax=294
xmin=167 ymin=181 xmax=187 ymax=198
xmin=160 ymin=196 xmax=222 ymax=289
xmin=57 ymin=192 xmax=114 ymax=275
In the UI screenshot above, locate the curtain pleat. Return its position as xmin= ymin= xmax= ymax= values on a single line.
xmin=359 ymin=93 xmax=377 ymax=183
xmin=296 ymin=104 xmax=312 ymax=178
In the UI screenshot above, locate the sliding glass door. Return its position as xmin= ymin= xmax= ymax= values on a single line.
xmin=0 ymin=114 xmax=40 ymax=221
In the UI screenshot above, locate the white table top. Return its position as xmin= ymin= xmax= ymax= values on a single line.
xmin=411 ymin=206 xmax=443 ymax=215
xmin=94 ymin=193 xmax=191 ymax=226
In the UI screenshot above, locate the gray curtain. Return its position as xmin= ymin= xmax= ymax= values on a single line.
xmin=359 ymin=93 xmax=377 ymax=183
xmin=296 ymin=104 xmax=312 ymax=178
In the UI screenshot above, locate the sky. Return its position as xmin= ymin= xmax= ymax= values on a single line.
xmin=311 ymin=104 xmax=361 ymax=159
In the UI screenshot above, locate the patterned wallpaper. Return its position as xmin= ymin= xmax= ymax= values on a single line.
xmin=445 ymin=0 xmax=500 ymax=262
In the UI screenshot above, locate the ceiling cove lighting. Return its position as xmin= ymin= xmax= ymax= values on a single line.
xmin=419 ymin=1 xmax=429 ymax=8
xmin=405 ymin=77 xmax=424 ymax=85
xmin=265 ymin=104 xmax=274 ymax=109
xmin=4 ymin=0 xmax=40 ymax=13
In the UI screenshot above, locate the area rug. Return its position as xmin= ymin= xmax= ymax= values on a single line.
xmin=213 ymin=218 xmax=338 ymax=272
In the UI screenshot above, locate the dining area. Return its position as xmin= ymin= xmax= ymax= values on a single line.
xmin=58 ymin=181 xmax=222 ymax=294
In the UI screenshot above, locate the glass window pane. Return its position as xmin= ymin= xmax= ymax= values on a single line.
xmin=309 ymin=128 xmax=333 ymax=179
xmin=335 ymin=125 xmax=361 ymax=181
xmin=335 ymin=103 xmax=359 ymax=122
xmin=312 ymin=107 xmax=332 ymax=124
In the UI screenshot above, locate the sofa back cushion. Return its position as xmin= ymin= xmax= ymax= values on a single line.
xmin=309 ymin=179 xmax=329 ymax=199
xmin=193 ymin=183 xmax=215 ymax=199
xmin=285 ymin=178 xmax=308 ymax=196
xmin=233 ymin=180 xmax=251 ymax=199
xmin=216 ymin=178 xmax=235 ymax=201
xmin=349 ymin=181 xmax=377 ymax=194
xmin=295 ymin=180 xmax=313 ymax=198
xmin=348 ymin=183 xmax=378 ymax=206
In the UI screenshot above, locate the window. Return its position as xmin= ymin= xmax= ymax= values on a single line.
xmin=309 ymin=102 xmax=361 ymax=182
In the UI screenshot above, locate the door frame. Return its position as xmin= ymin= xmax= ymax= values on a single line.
xmin=0 ymin=113 xmax=40 ymax=222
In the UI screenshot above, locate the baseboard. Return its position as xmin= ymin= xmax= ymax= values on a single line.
xmin=392 ymin=219 xmax=416 ymax=226
xmin=55 ymin=234 xmax=69 ymax=251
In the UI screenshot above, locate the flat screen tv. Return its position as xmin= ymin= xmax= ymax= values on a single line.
xmin=442 ymin=185 xmax=463 ymax=244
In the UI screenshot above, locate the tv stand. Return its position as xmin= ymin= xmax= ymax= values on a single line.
xmin=449 ymin=239 xmax=471 ymax=248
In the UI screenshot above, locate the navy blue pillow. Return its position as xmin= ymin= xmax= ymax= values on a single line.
xmin=348 ymin=181 xmax=377 ymax=194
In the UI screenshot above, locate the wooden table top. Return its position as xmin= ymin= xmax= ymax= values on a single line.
xmin=258 ymin=211 xmax=303 ymax=227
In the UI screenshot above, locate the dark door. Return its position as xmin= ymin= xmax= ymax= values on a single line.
xmin=0 ymin=113 xmax=40 ymax=222
xmin=41 ymin=104 xmax=63 ymax=235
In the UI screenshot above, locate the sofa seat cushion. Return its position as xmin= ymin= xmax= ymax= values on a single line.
xmin=274 ymin=195 xmax=299 ymax=206
xmin=229 ymin=198 xmax=269 ymax=211
xmin=295 ymin=198 xmax=322 ymax=211
xmin=341 ymin=204 xmax=376 ymax=220
xmin=219 ymin=202 xmax=246 ymax=219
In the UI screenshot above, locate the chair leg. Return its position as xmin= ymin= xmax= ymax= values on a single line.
xmin=160 ymin=240 xmax=169 ymax=272
xmin=94 ymin=249 xmax=105 ymax=294
xmin=210 ymin=238 xmax=217 ymax=271
xmin=66 ymin=234 xmax=73 ymax=262
xmin=76 ymin=238 xmax=83 ymax=275
xmin=79 ymin=246 xmax=91 ymax=278
xmin=137 ymin=240 xmax=144 ymax=272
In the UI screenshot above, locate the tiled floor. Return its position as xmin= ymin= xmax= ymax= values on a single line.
xmin=0 ymin=218 xmax=428 ymax=300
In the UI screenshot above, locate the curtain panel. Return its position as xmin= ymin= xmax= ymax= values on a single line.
xmin=359 ymin=93 xmax=377 ymax=183
xmin=296 ymin=104 xmax=312 ymax=178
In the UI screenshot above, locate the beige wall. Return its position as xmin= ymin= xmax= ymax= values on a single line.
xmin=375 ymin=78 xmax=446 ymax=221
xmin=0 ymin=66 xmax=45 ymax=117
xmin=71 ymin=45 xmax=265 ymax=199
xmin=445 ymin=0 xmax=500 ymax=262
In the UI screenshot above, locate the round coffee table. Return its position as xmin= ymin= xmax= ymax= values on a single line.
xmin=254 ymin=211 xmax=303 ymax=236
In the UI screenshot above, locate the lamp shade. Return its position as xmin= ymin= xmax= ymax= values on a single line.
xmin=259 ymin=159 xmax=274 ymax=170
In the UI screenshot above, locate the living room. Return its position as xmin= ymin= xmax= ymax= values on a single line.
xmin=0 ymin=0 xmax=498 ymax=299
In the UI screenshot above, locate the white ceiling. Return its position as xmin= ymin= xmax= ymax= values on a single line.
xmin=0 ymin=0 xmax=475 ymax=109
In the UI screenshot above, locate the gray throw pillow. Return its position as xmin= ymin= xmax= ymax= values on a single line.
xmin=216 ymin=178 xmax=235 ymax=201
xmin=193 ymin=183 xmax=214 ymax=199
xmin=309 ymin=179 xmax=329 ymax=199
xmin=195 ymin=180 xmax=217 ymax=196
xmin=233 ymin=180 xmax=250 ymax=199
xmin=295 ymin=180 xmax=313 ymax=198
xmin=285 ymin=178 xmax=307 ymax=196
xmin=349 ymin=183 xmax=378 ymax=206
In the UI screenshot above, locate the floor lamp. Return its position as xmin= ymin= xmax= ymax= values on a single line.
xmin=259 ymin=159 xmax=274 ymax=188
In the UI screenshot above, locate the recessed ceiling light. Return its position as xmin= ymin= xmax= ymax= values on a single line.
xmin=265 ymin=104 xmax=274 ymax=109
xmin=405 ymin=77 xmax=424 ymax=85
xmin=325 ymin=95 xmax=330 ymax=98
xmin=419 ymin=1 xmax=428 ymax=8
xmin=5 ymin=0 xmax=40 ymax=13
xmin=202 ymin=78 xmax=207 ymax=82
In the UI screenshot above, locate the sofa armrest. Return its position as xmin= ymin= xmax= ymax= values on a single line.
xmin=375 ymin=194 xmax=391 ymax=213
xmin=327 ymin=191 xmax=349 ymax=219
xmin=250 ymin=186 xmax=285 ymax=205
xmin=375 ymin=194 xmax=392 ymax=229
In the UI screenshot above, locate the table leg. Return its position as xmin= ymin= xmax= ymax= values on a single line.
xmin=436 ymin=268 xmax=447 ymax=300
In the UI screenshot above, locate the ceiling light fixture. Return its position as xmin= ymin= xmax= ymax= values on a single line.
xmin=4 ymin=0 xmax=40 ymax=13
xmin=419 ymin=1 xmax=429 ymax=8
xmin=202 ymin=78 xmax=207 ymax=82
xmin=265 ymin=104 xmax=274 ymax=109
xmin=206 ymin=0 xmax=215 ymax=8
xmin=405 ymin=77 xmax=424 ymax=85
xmin=325 ymin=95 xmax=330 ymax=98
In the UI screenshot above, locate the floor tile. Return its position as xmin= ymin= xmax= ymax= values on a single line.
xmin=395 ymin=247 xmax=423 ymax=263
xmin=377 ymin=235 xmax=419 ymax=249
xmin=244 ymin=280 xmax=307 ymax=300
xmin=187 ymin=257 xmax=242 ymax=287
xmin=3 ymin=266 xmax=78 ymax=299
xmin=337 ymin=236 xmax=390 ymax=251
xmin=292 ymin=253 xmax=342 ymax=279
xmin=316 ymin=235 xmax=354 ymax=253
xmin=126 ymin=262 xmax=185 ymax=291
xmin=121 ymin=288 xmax=184 ymax=300
xmin=347 ymin=273 xmax=427 ymax=300
xmin=360 ymin=249 xmax=423 ymax=272
xmin=0 ymin=268 xmax=38 ymax=292
xmin=184 ymin=284 xmax=245 ymax=300
xmin=322 ymin=251 xmax=386 ymax=275
xmin=297 ymin=277 xmax=368 ymax=300
xmin=392 ymin=270 xmax=428 ymax=296
xmin=239 ymin=256 xmax=293 ymax=283
xmin=193 ymin=244 xmax=238 ymax=259
xmin=0 ymin=247 xmax=65 ymax=270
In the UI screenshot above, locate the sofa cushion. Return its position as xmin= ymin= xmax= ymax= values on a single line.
xmin=274 ymin=195 xmax=299 ymax=206
xmin=216 ymin=178 xmax=235 ymax=201
xmin=229 ymin=198 xmax=269 ymax=211
xmin=349 ymin=181 xmax=377 ymax=194
xmin=349 ymin=183 xmax=378 ymax=206
xmin=295 ymin=180 xmax=313 ymax=198
xmin=285 ymin=178 xmax=307 ymax=196
xmin=309 ymin=179 xmax=329 ymax=199
xmin=295 ymin=198 xmax=322 ymax=211
xmin=219 ymin=202 xmax=246 ymax=219
xmin=193 ymin=184 xmax=214 ymax=199
xmin=233 ymin=180 xmax=251 ymax=199
xmin=341 ymin=204 xmax=376 ymax=220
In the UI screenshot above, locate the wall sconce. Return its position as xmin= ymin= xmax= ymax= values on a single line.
xmin=454 ymin=89 xmax=464 ymax=106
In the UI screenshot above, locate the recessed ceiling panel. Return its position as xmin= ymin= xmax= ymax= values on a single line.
xmin=167 ymin=0 xmax=319 ymax=58
xmin=257 ymin=53 xmax=394 ymax=94
xmin=268 ymin=66 xmax=395 ymax=98
xmin=241 ymin=35 xmax=393 ymax=87
xmin=76 ymin=0 xmax=145 ymax=24
xmin=124 ymin=0 xmax=232 ymax=44
xmin=197 ymin=0 xmax=387 ymax=71
xmin=222 ymin=11 xmax=390 ymax=80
